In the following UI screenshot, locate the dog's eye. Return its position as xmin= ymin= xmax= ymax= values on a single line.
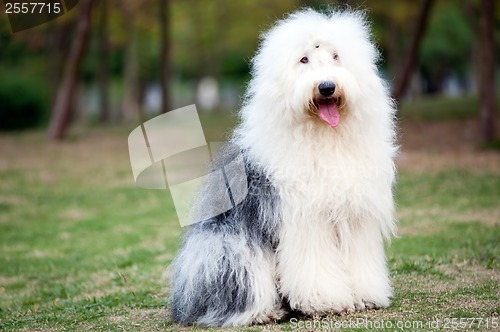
xmin=300 ymin=56 xmax=309 ymax=64
xmin=333 ymin=53 xmax=339 ymax=61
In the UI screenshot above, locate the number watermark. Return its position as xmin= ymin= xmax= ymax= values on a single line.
xmin=3 ymin=0 xmax=80 ymax=32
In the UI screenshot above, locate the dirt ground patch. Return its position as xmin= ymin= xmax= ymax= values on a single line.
xmin=396 ymin=118 xmax=500 ymax=174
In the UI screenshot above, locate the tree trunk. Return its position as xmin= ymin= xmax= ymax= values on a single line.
xmin=48 ymin=0 xmax=94 ymax=141
xmin=97 ymin=0 xmax=110 ymax=123
xmin=391 ymin=0 xmax=435 ymax=102
xmin=159 ymin=0 xmax=170 ymax=114
xmin=46 ymin=21 xmax=65 ymax=108
xmin=478 ymin=0 xmax=495 ymax=143
xmin=121 ymin=4 xmax=140 ymax=122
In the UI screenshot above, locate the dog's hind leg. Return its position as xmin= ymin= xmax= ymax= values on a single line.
xmin=169 ymin=230 xmax=284 ymax=327
xmin=220 ymin=241 xmax=286 ymax=327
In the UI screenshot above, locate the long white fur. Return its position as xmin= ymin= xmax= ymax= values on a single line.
xmin=233 ymin=8 xmax=397 ymax=317
xmin=169 ymin=7 xmax=397 ymax=327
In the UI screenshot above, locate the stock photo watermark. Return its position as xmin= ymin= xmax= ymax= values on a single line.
xmin=127 ymin=104 xmax=247 ymax=227
xmin=3 ymin=0 xmax=79 ymax=32
xmin=288 ymin=317 xmax=499 ymax=330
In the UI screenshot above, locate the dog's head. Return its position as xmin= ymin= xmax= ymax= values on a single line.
xmin=247 ymin=8 xmax=382 ymax=128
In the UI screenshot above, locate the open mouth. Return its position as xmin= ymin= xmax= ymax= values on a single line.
xmin=313 ymin=97 xmax=341 ymax=127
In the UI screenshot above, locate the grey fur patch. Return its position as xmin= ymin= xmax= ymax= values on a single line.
xmin=169 ymin=149 xmax=282 ymax=326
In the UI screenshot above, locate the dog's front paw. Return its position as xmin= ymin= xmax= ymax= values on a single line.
xmin=289 ymin=292 xmax=355 ymax=317
xmin=338 ymin=305 xmax=356 ymax=316
xmin=353 ymin=296 xmax=389 ymax=312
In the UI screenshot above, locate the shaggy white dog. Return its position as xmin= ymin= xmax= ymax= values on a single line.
xmin=169 ymin=8 xmax=397 ymax=327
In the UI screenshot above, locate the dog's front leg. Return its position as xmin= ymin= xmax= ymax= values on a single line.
xmin=348 ymin=219 xmax=393 ymax=311
xmin=276 ymin=217 xmax=355 ymax=315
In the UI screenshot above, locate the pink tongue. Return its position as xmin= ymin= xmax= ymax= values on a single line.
xmin=318 ymin=100 xmax=340 ymax=127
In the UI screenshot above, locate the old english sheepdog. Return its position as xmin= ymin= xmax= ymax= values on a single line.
xmin=169 ymin=8 xmax=397 ymax=327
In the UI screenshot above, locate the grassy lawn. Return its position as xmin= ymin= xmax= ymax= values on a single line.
xmin=0 ymin=108 xmax=498 ymax=331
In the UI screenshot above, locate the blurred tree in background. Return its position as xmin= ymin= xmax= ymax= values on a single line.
xmin=419 ymin=1 xmax=472 ymax=93
xmin=478 ymin=0 xmax=495 ymax=143
xmin=48 ymin=0 xmax=94 ymax=140
xmin=0 ymin=0 xmax=497 ymax=142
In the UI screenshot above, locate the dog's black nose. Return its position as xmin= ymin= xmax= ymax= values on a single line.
xmin=318 ymin=81 xmax=336 ymax=97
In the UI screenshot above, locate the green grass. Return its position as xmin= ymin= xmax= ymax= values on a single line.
xmin=0 ymin=110 xmax=498 ymax=331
